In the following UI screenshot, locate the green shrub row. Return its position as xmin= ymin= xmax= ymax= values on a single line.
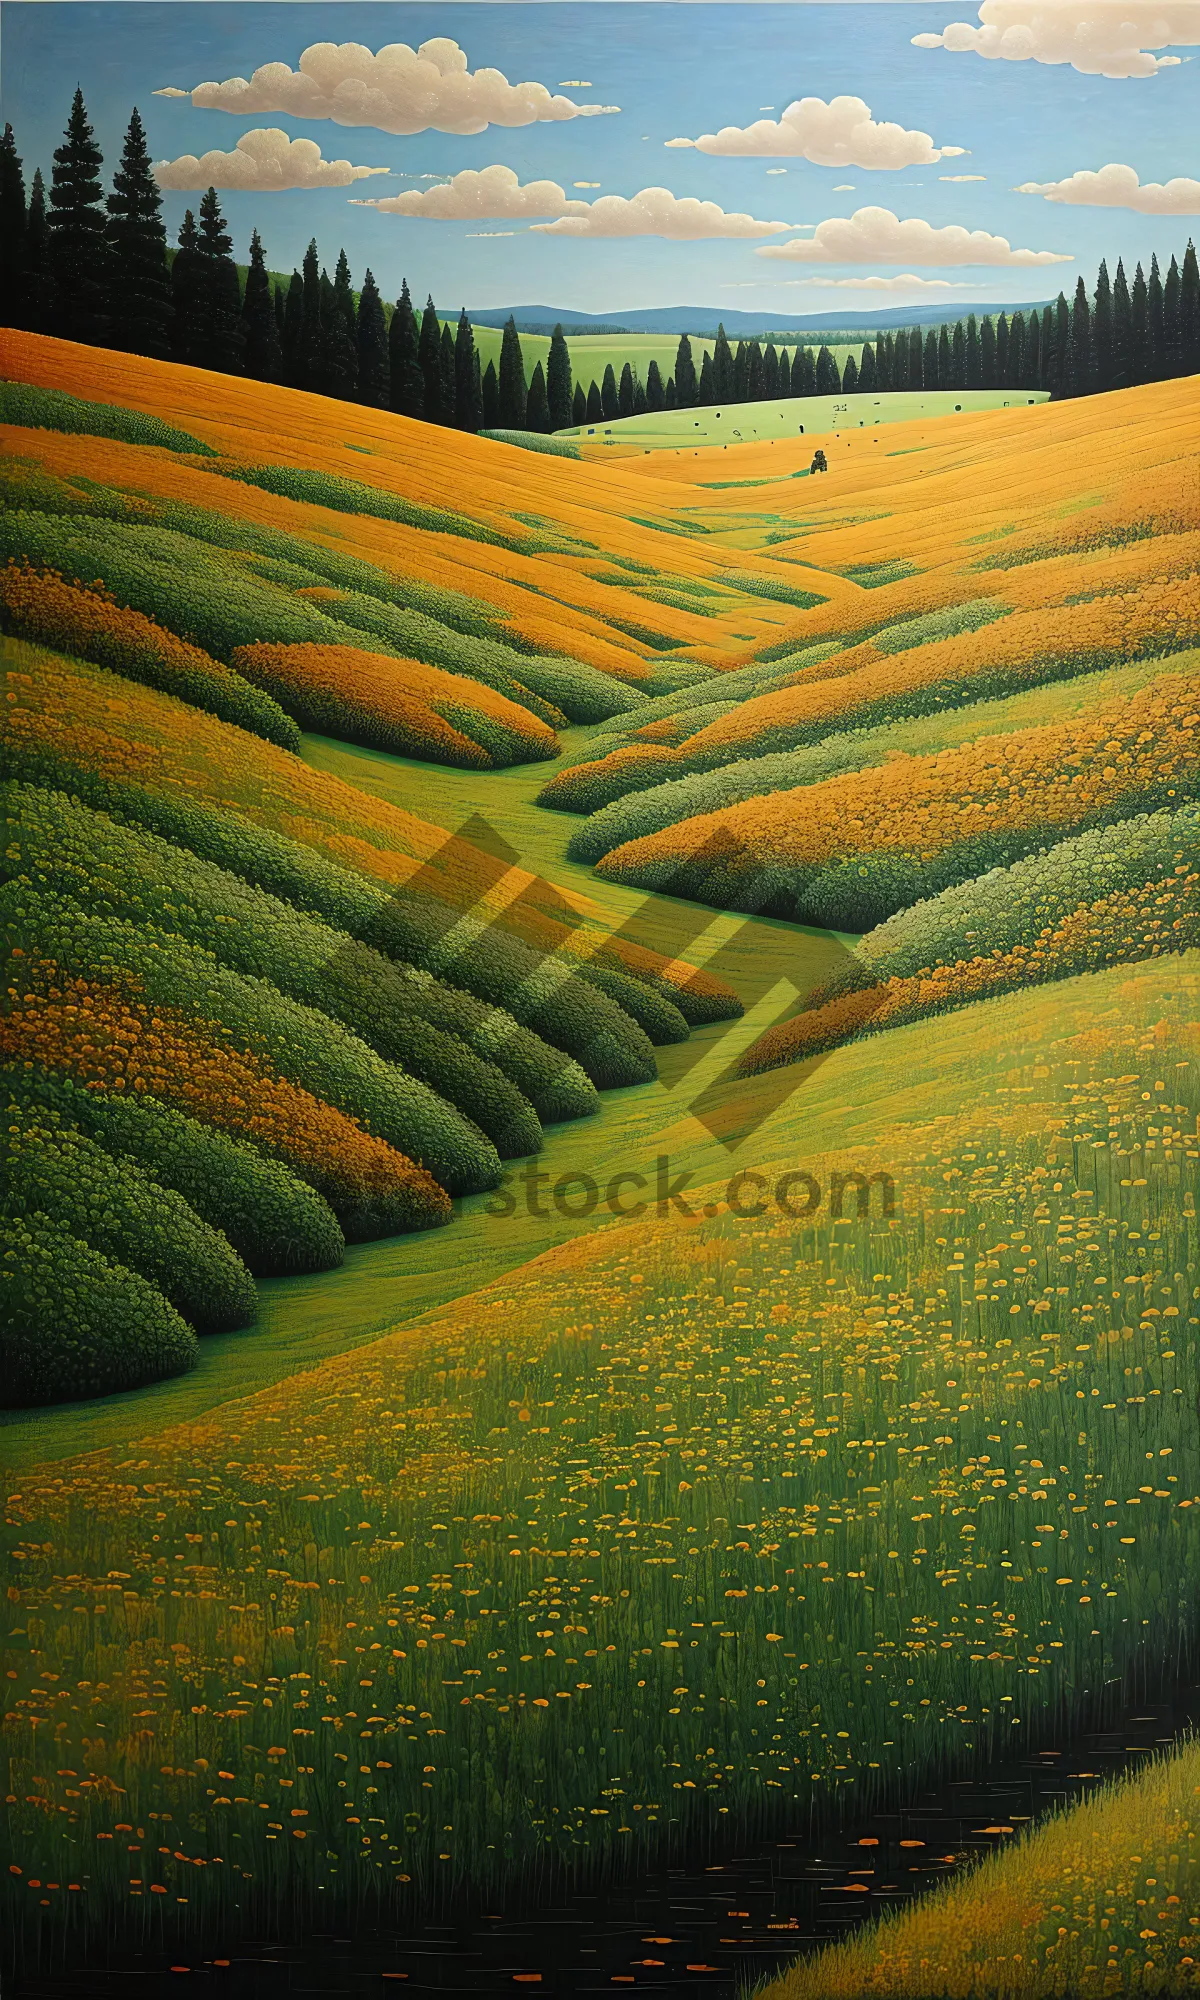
xmin=0 ymin=741 xmax=601 ymax=1126
xmin=219 ymin=462 xmax=575 ymax=557
xmin=0 ymin=380 xmax=217 ymax=456
xmin=715 ymin=570 xmax=827 ymax=611
xmin=6 ymin=1104 xmax=256 ymax=1334
xmin=2 ymin=1067 xmax=345 ymax=1277
xmin=558 ymin=641 xmax=839 ymax=770
xmin=477 ymin=430 xmax=581 ymax=459
xmin=10 ymin=889 xmax=503 ymax=1198
xmin=6 ymin=783 xmax=545 ymax=1161
xmin=597 ymin=614 xmax=688 ymax=653
xmin=869 ymin=597 xmax=1009 ymax=655
xmin=2 ymin=1214 xmax=197 ymax=1407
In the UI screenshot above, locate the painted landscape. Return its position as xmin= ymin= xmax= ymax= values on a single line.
xmin=2 ymin=4 xmax=1199 ymax=1995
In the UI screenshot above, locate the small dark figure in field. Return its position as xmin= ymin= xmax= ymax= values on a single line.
xmin=810 ymin=449 xmax=828 ymax=474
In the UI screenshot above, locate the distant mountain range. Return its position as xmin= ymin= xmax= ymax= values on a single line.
xmin=467 ymin=301 xmax=1057 ymax=339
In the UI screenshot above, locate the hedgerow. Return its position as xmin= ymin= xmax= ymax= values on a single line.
xmin=869 ymin=597 xmax=1009 ymax=654
xmin=0 ymin=562 xmax=300 ymax=750
xmin=715 ymin=571 xmax=827 ymax=611
xmin=477 ymin=430 xmax=581 ymax=459
xmin=218 ymin=463 xmax=575 ymax=557
xmin=229 ymin=642 xmax=559 ymax=769
xmin=9 ymin=890 xmax=504 ymax=1198
xmin=1 ymin=1215 xmax=198 ymax=1407
xmin=6 ymin=784 xmax=545 ymax=1162
xmin=6 ymin=1106 xmax=256 ymax=1334
xmin=2 ymin=1068 xmax=345 ymax=1277
xmin=0 ymin=379 xmax=217 ymax=456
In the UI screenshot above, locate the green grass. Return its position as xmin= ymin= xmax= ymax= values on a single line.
xmin=561 ymin=389 xmax=1050 ymax=451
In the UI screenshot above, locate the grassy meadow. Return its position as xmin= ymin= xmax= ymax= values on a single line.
xmin=566 ymin=388 xmax=1048 ymax=454
xmin=2 ymin=329 xmax=1198 ymax=1988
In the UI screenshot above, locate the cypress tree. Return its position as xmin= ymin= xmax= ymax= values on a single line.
xmin=664 ymin=376 xmax=678 ymax=409
xmin=1066 ymin=274 xmax=1091 ymax=397
xmin=746 ymin=339 xmax=764 ymax=401
xmin=965 ymin=314 xmax=982 ymax=388
xmin=105 ymin=107 xmax=171 ymax=357
xmin=1092 ymin=259 xmax=1113 ymax=392
xmin=732 ymin=340 xmax=749 ymax=402
xmin=647 ymin=357 xmax=666 ymax=411
xmin=815 ymin=344 xmax=840 ymax=395
xmin=980 ymin=316 xmax=997 ymax=388
xmin=586 ymin=378 xmax=602 ymax=423
xmin=796 ymin=347 xmax=816 ymax=396
xmin=524 ymin=359 xmax=551 ymax=433
xmin=762 ymin=343 xmax=779 ymax=399
xmin=1040 ymin=304 xmax=1056 ymax=389
xmin=356 ymin=268 xmax=389 ymax=408
xmin=1111 ymin=259 xmax=1133 ymax=390
xmin=633 ymin=376 xmax=647 ymax=416
xmin=333 ymin=248 xmax=356 ymax=326
xmin=472 ymin=351 xmax=483 ymax=431
xmin=777 ymin=347 xmax=791 ymax=397
xmin=675 ymin=333 xmax=698 ymax=407
xmin=274 ymin=282 xmax=286 ymax=347
xmin=874 ymin=332 xmax=890 ymax=390
xmin=24 ymin=168 xmax=47 ymax=330
xmin=438 ymin=321 xmax=457 ymax=425
xmin=860 ymin=342 xmax=878 ymax=392
xmin=885 ymin=333 xmax=898 ymax=385
xmin=193 ymin=187 xmax=244 ymax=374
xmin=713 ymin=325 xmax=734 ymax=401
xmin=300 ymin=239 xmax=323 ymax=391
xmin=1043 ymin=295 xmax=1067 ymax=396
xmin=547 ymin=322 xmax=573 ymax=429
xmin=497 ymin=314 xmax=526 ymax=427
xmin=571 ymin=382 xmax=586 ymax=424
xmin=453 ymin=308 xmax=480 ymax=429
xmin=280 ymin=269 xmax=304 ymax=387
xmin=1130 ymin=263 xmax=1150 ymax=384
xmin=907 ymin=325 xmax=923 ymax=389
xmin=388 ymin=281 xmax=425 ymax=418
xmin=696 ymin=350 xmax=714 ymax=405
xmin=419 ymin=296 xmax=444 ymax=421
xmin=1006 ymin=312 xmax=1025 ymax=389
xmin=950 ymin=322 xmax=966 ymax=389
xmin=45 ymin=86 xmax=108 ymax=343
xmin=322 ymin=248 xmax=358 ymax=398
xmin=842 ymin=352 xmax=859 ymax=393
xmin=937 ymin=323 xmax=951 ymax=389
xmin=1148 ymin=254 xmax=1166 ymax=378
xmin=241 ymin=228 xmax=282 ymax=382
xmin=921 ymin=328 xmax=937 ymax=390
xmin=169 ymin=209 xmax=204 ymax=363
xmin=1180 ymin=239 xmax=1200 ymax=376
xmin=0 ymin=123 xmax=27 ymax=328
xmin=995 ymin=312 xmax=1009 ymax=386
xmin=1025 ymin=308 xmax=1041 ymax=390
xmin=482 ymin=358 xmax=501 ymax=429
xmin=618 ymin=360 xmax=635 ymax=419
xmin=600 ymin=362 xmax=619 ymax=421
xmin=1163 ymin=254 xmax=1183 ymax=377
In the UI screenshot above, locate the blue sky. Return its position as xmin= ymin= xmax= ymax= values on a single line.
xmin=2 ymin=3 xmax=1196 ymax=314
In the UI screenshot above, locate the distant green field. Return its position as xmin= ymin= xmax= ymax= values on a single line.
xmin=561 ymin=386 xmax=1050 ymax=449
xmin=445 ymin=324 xmax=860 ymax=392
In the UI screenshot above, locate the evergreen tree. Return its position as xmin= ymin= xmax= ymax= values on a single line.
xmin=472 ymin=351 xmax=483 ymax=432
xmin=1092 ymin=259 xmax=1113 ymax=392
xmin=842 ymin=352 xmax=859 ymax=393
xmin=321 ymin=248 xmax=357 ymax=398
xmin=525 ymin=359 xmax=551 ymax=432
xmin=907 ymin=325 xmax=922 ymax=389
xmin=300 ymin=239 xmax=323 ymax=391
xmin=965 ymin=314 xmax=982 ymax=388
xmin=1163 ymin=253 xmax=1183 ymax=376
xmin=241 ymin=227 xmax=282 ymax=381
xmin=1181 ymin=240 xmax=1200 ymax=376
xmin=647 ymin=357 xmax=666 ymax=411
xmin=1130 ymin=262 xmax=1150 ymax=384
xmin=777 ymin=348 xmax=791 ymax=396
xmin=0 ymin=122 xmax=27 ymax=328
xmin=664 ymin=375 xmax=678 ymax=409
xmin=874 ymin=332 xmax=890 ymax=390
xmin=712 ymin=324 xmax=734 ymax=401
xmin=1006 ymin=311 xmax=1025 ymax=389
xmin=24 ymin=167 xmax=47 ymax=330
xmin=922 ymin=328 xmax=938 ymax=390
xmin=1024 ymin=308 xmax=1041 ymax=389
xmin=45 ymin=86 xmax=108 ymax=342
xmin=333 ymin=248 xmax=356 ymax=330
xmin=419 ymin=295 xmax=444 ymax=421
xmin=438 ymin=321 xmax=457 ymax=425
xmin=453 ymin=308 xmax=481 ymax=429
xmin=546 ymin=322 xmax=573 ymax=429
xmin=274 ymin=282 xmax=286 ymax=349
xmin=600 ymin=362 xmax=619 ymax=420
xmin=192 ymin=186 xmax=243 ymax=374
xmin=795 ymin=347 xmax=816 ymax=396
xmin=1148 ymin=253 xmax=1166 ymax=378
xmin=633 ymin=375 xmax=647 ymax=416
xmin=950 ymin=321 xmax=966 ymax=389
xmin=388 ymin=281 xmax=425 ymax=417
xmin=1065 ymin=274 xmax=1091 ymax=396
xmin=675 ymin=332 xmax=698 ymax=406
xmin=937 ymin=323 xmax=951 ymax=389
xmin=618 ymin=360 xmax=635 ymax=419
xmin=168 ymin=209 xmax=204 ymax=363
xmin=1040 ymin=304 xmax=1056 ymax=389
xmin=1111 ymin=258 xmax=1133 ymax=390
xmin=1043 ymin=295 xmax=1068 ymax=396
xmin=280 ymin=269 xmax=304 ymax=388
xmin=815 ymin=344 xmax=840 ymax=395
xmin=762 ymin=342 xmax=779 ymax=399
xmin=497 ymin=314 xmax=527 ymax=427
xmin=356 ymin=267 xmax=389 ymax=407
xmin=586 ymin=378 xmax=602 ymax=423
xmin=696 ymin=350 xmax=714 ymax=406
xmin=732 ymin=340 xmax=749 ymax=402
xmin=571 ymin=382 xmax=587 ymax=425
xmin=482 ymin=358 xmax=501 ymax=429
xmin=885 ymin=333 xmax=898 ymax=385
xmin=995 ymin=312 xmax=1009 ymax=386
xmin=860 ymin=342 xmax=878 ymax=392
xmin=105 ymin=107 xmax=171 ymax=357
xmin=746 ymin=339 xmax=764 ymax=401
xmin=980 ymin=315 xmax=997 ymax=388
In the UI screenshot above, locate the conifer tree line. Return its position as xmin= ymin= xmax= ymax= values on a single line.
xmin=3 ymin=96 xmax=1197 ymax=437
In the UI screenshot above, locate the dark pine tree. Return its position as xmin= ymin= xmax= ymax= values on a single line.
xmin=777 ymin=348 xmax=791 ymax=397
xmin=874 ymin=332 xmax=890 ymax=390
xmin=586 ymin=378 xmax=603 ymax=422
xmin=1163 ymin=253 xmax=1183 ymax=377
xmin=1148 ymin=254 xmax=1166 ymax=378
xmin=713 ymin=325 xmax=735 ymax=401
xmin=453 ymin=308 xmax=481 ymax=429
xmin=860 ymin=342 xmax=878 ymax=392
xmin=600 ymin=362 xmax=619 ymax=420
xmin=732 ymin=340 xmax=749 ymax=402
xmin=980 ymin=316 xmax=997 ymax=388
xmin=937 ymin=324 xmax=951 ymax=390
xmin=194 ymin=186 xmax=244 ymax=374
xmin=438 ymin=321 xmax=457 ymax=425
xmin=1130 ymin=263 xmax=1150 ymax=384
xmin=1092 ymin=259 xmax=1113 ymax=392
xmin=355 ymin=268 xmax=389 ymax=407
xmin=419 ymin=295 xmax=444 ymax=421
xmin=1065 ymin=274 xmax=1091 ymax=397
xmin=1006 ymin=312 xmax=1025 ymax=389
xmin=571 ymin=381 xmax=587 ymax=425
xmin=842 ymin=352 xmax=859 ymax=393
xmin=300 ymin=238 xmax=323 ymax=391
xmin=885 ymin=333 xmax=898 ymax=385
xmin=1025 ymin=309 xmax=1041 ymax=390
xmin=0 ymin=123 xmax=27 ymax=328
xmin=323 ymin=248 xmax=358 ymax=398
xmin=241 ymin=228 xmax=282 ymax=382
xmin=746 ymin=339 xmax=764 ymax=401
xmin=618 ymin=360 xmax=635 ymax=419
xmin=388 ymin=281 xmax=425 ymax=418
xmin=45 ymin=86 xmax=108 ymax=343
xmin=274 ymin=281 xmax=286 ymax=349
xmin=168 ymin=209 xmax=204 ymax=363
xmin=815 ymin=344 xmax=840 ymax=395
xmin=647 ymin=357 xmax=666 ymax=410
xmin=922 ymin=328 xmax=938 ymax=390
xmin=1044 ymin=296 xmax=1068 ymax=396
xmin=664 ymin=375 xmax=678 ymax=409
xmin=497 ymin=314 xmax=526 ymax=427
xmin=949 ymin=322 xmax=965 ymax=389
xmin=633 ymin=376 xmax=647 ymax=416
xmin=1111 ymin=259 xmax=1133 ymax=390
xmin=762 ymin=343 xmax=779 ymax=399
xmin=1181 ymin=239 xmax=1200 ymax=377
xmin=24 ymin=167 xmax=47 ymax=330
xmin=995 ymin=312 xmax=1009 ymax=386
xmin=482 ymin=358 xmax=501 ymax=429
xmin=1040 ymin=304 xmax=1056 ymax=389
xmin=675 ymin=333 xmax=698 ymax=407
xmin=795 ymin=347 xmax=816 ymax=396
xmin=105 ymin=107 xmax=171 ymax=357
xmin=524 ymin=359 xmax=551 ymax=433
xmin=280 ymin=269 xmax=304 ymax=387
xmin=907 ymin=326 xmax=923 ymax=390
xmin=964 ymin=314 xmax=982 ymax=389
xmin=696 ymin=350 xmax=714 ymax=405
xmin=547 ymin=322 xmax=573 ymax=430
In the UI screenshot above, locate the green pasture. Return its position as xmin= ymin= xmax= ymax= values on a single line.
xmin=562 ymin=387 xmax=1050 ymax=450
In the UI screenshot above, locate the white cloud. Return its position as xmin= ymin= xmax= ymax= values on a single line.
xmin=533 ymin=185 xmax=795 ymax=239
xmin=1016 ymin=160 xmax=1200 ymax=214
xmin=187 ymin=37 xmax=618 ymax=136
xmin=755 ymin=204 xmax=1072 ymax=267
xmin=766 ymin=168 xmax=787 ymax=175
xmin=152 ymin=86 xmax=189 ymax=98
xmin=801 ymin=274 xmax=989 ymax=291
xmin=574 ymin=180 xmax=602 ymax=188
xmin=667 ymin=94 xmax=958 ymax=168
xmin=941 ymin=173 xmax=987 ymax=182
xmin=833 ymin=184 xmax=855 ymax=191
xmin=154 ymin=127 xmax=389 ymax=192
xmin=351 ymin=162 xmax=574 ymax=220
xmin=912 ymin=2 xmax=1199 ymax=78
